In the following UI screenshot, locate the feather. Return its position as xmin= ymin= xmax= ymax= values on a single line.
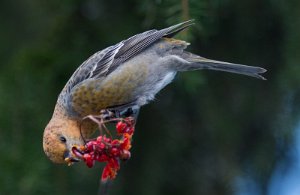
xmin=65 ymin=20 xmax=195 ymax=93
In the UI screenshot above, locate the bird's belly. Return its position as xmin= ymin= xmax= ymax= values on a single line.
xmin=135 ymin=71 xmax=176 ymax=106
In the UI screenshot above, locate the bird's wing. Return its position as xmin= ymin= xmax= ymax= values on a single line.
xmin=63 ymin=20 xmax=194 ymax=117
xmin=65 ymin=20 xmax=194 ymax=94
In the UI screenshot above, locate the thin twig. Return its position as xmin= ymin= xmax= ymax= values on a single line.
xmin=98 ymin=180 xmax=111 ymax=195
xmin=181 ymin=0 xmax=190 ymax=39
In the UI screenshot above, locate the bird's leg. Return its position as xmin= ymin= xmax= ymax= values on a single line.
xmin=100 ymin=121 xmax=113 ymax=139
xmin=82 ymin=115 xmax=105 ymax=135
xmin=81 ymin=107 xmax=138 ymax=140
xmin=82 ymin=115 xmax=103 ymax=125
xmin=98 ymin=109 xmax=119 ymax=138
xmin=82 ymin=110 xmax=119 ymax=137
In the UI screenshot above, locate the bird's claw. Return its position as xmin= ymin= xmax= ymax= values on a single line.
xmin=99 ymin=109 xmax=115 ymax=120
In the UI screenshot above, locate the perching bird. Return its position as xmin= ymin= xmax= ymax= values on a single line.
xmin=43 ymin=20 xmax=266 ymax=164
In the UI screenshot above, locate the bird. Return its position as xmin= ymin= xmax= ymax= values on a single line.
xmin=43 ymin=20 xmax=266 ymax=164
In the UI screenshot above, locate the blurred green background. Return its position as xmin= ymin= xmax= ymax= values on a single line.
xmin=1 ymin=0 xmax=300 ymax=194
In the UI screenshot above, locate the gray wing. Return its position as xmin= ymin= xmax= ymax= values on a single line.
xmin=65 ymin=20 xmax=194 ymax=94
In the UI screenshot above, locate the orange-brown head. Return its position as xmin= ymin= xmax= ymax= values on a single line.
xmin=43 ymin=116 xmax=84 ymax=164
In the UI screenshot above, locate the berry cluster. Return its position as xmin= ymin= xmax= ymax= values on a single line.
xmin=72 ymin=117 xmax=135 ymax=181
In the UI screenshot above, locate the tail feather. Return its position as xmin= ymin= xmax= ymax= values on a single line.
xmin=180 ymin=52 xmax=267 ymax=80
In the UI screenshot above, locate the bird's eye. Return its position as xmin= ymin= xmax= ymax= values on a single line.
xmin=59 ymin=136 xmax=67 ymax=143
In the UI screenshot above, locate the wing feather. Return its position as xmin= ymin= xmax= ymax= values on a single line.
xmin=63 ymin=20 xmax=194 ymax=116
xmin=67 ymin=20 xmax=194 ymax=91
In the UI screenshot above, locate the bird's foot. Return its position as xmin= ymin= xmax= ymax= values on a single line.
xmin=82 ymin=109 xmax=117 ymax=127
xmin=99 ymin=109 xmax=116 ymax=120
xmin=112 ymin=106 xmax=140 ymax=120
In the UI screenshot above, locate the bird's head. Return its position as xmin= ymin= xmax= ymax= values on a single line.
xmin=43 ymin=117 xmax=84 ymax=164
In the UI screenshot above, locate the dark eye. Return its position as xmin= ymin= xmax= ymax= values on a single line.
xmin=59 ymin=136 xmax=67 ymax=143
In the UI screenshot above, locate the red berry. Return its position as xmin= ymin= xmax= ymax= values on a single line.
xmin=101 ymin=165 xmax=110 ymax=182
xmin=86 ymin=142 xmax=94 ymax=151
xmin=124 ymin=117 xmax=134 ymax=125
xmin=83 ymin=154 xmax=94 ymax=168
xmin=116 ymin=121 xmax=127 ymax=134
xmin=111 ymin=148 xmax=120 ymax=156
xmin=120 ymin=150 xmax=131 ymax=161
xmin=123 ymin=127 xmax=130 ymax=133
xmin=122 ymin=126 xmax=134 ymax=134
xmin=103 ymin=137 xmax=111 ymax=143
xmin=128 ymin=127 xmax=134 ymax=135
xmin=96 ymin=154 xmax=108 ymax=162
xmin=108 ymin=158 xmax=120 ymax=170
xmin=96 ymin=136 xmax=103 ymax=143
xmin=111 ymin=139 xmax=120 ymax=145
xmin=99 ymin=142 xmax=106 ymax=149
xmin=120 ymin=137 xmax=131 ymax=150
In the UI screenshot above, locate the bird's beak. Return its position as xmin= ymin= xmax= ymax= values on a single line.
xmin=64 ymin=150 xmax=80 ymax=166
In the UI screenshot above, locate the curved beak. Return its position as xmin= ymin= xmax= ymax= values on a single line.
xmin=64 ymin=150 xmax=80 ymax=166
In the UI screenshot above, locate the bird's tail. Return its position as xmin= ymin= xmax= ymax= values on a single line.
xmin=179 ymin=52 xmax=267 ymax=80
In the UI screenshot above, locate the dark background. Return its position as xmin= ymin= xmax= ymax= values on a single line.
xmin=1 ymin=0 xmax=300 ymax=194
